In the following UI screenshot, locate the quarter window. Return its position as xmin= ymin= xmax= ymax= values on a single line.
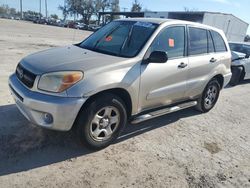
xmin=151 ymin=26 xmax=185 ymax=59
xmin=188 ymin=27 xmax=208 ymax=55
xmin=211 ymin=31 xmax=227 ymax=52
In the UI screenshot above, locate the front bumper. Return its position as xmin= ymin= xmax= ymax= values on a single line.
xmin=8 ymin=74 xmax=86 ymax=131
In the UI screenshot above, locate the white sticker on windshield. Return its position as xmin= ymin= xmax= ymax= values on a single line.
xmin=134 ymin=22 xmax=154 ymax=28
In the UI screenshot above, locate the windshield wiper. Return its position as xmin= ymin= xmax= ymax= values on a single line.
xmin=119 ymin=25 xmax=134 ymax=55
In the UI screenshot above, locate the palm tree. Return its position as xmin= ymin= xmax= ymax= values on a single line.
xmin=58 ymin=0 xmax=69 ymax=22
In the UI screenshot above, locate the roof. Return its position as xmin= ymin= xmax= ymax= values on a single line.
xmin=99 ymin=11 xmax=144 ymax=18
xmin=117 ymin=18 xmax=225 ymax=35
xmin=118 ymin=17 xmax=170 ymax=24
xmin=119 ymin=18 xmax=220 ymax=28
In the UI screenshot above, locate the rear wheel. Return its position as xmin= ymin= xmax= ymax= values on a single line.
xmin=229 ymin=66 xmax=244 ymax=86
xmin=75 ymin=93 xmax=127 ymax=150
xmin=196 ymin=79 xmax=220 ymax=113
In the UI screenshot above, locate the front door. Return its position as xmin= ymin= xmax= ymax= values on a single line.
xmin=139 ymin=26 xmax=189 ymax=112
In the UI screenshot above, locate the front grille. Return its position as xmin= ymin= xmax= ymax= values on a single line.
xmin=16 ymin=64 xmax=36 ymax=88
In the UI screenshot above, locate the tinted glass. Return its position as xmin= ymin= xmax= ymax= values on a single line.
xmin=208 ymin=31 xmax=215 ymax=53
xmin=211 ymin=31 xmax=227 ymax=52
xmin=151 ymin=26 xmax=185 ymax=59
xmin=79 ymin=21 xmax=158 ymax=58
xmin=188 ymin=27 xmax=208 ymax=55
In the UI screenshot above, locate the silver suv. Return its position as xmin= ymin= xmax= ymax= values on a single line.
xmin=9 ymin=18 xmax=232 ymax=149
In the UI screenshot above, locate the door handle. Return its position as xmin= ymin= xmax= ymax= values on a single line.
xmin=210 ymin=58 xmax=217 ymax=63
xmin=178 ymin=62 xmax=188 ymax=69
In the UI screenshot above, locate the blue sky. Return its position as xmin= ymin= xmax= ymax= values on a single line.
xmin=1 ymin=0 xmax=249 ymax=34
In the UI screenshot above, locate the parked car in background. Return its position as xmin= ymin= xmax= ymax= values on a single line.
xmin=33 ymin=18 xmax=48 ymax=25
xmin=229 ymin=42 xmax=250 ymax=58
xmin=229 ymin=51 xmax=250 ymax=86
xmin=75 ymin=22 xmax=88 ymax=30
xmin=66 ymin=21 xmax=76 ymax=28
xmin=9 ymin=18 xmax=232 ymax=150
xmin=88 ymin=24 xmax=101 ymax=31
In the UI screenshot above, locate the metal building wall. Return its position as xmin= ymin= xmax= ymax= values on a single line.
xmin=143 ymin=11 xmax=248 ymax=42
xmin=203 ymin=13 xmax=248 ymax=42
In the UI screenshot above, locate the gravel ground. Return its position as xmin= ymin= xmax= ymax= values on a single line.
xmin=0 ymin=19 xmax=250 ymax=188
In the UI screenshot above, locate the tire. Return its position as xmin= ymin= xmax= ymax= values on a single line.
xmin=229 ymin=66 xmax=243 ymax=86
xmin=196 ymin=79 xmax=220 ymax=113
xmin=75 ymin=93 xmax=127 ymax=150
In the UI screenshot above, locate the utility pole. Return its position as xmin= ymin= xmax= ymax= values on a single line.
xmin=20 ymin=0 xmax=23 ymax=19
xmin=45 ymin=0 xmax=48 ymax=19
xmin=39 ymin=0 xmax=42 ymax=20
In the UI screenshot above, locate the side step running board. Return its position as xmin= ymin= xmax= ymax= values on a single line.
xmin=131 ymin=101 xmax=197 ymax=124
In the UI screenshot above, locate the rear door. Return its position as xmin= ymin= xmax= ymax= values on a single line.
xmin=139 ymin=25 xmax=189 ymax=111
xmin=186 ymin=27 xmax=219 ymax=98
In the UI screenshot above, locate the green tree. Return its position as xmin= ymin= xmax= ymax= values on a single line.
xmin=0 ymin=4 xmax=9 ymax=15
xmin=95 ymin=0 xmax=110 ymax=23
xmin=9 ymin=8 xmax=17 ymax=15
xmin=95 ymin=0 xmax=110 ymax=12
xmin=245 ymin=35 xmax=250 ymax=42
xmin=131 ymin=0 xmax=142 ymax=12
xmin=50 ymin=14 xmax=59 ymax=20
xmin=111 ymin=0 xmax=120 ymax=19
xmin=62 ymin=0 xmax=95 ymax=24
xmin=58 ymin=4 xmax=69 ymax=21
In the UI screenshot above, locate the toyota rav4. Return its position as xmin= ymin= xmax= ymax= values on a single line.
xmin=9 ymin=18 xmax=232 ymax=149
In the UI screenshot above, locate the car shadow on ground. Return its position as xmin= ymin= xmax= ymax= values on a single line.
xmin=0 ymin=104 xmax=200 ymax=176
xmin=237 ymin=79 xmax=250 ymax=86
xmin=225 ymin=79 xmax=250 ymax=89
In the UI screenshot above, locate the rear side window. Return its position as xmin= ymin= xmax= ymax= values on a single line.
xmin=188 ymin=27 xmax=208 ymax=56
xmin=211 ymin=31 xmax=227 ymax=52
xmin=151 ymin=26 xmax=185 ymax=59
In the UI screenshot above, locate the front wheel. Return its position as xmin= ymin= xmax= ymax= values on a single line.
xmin=75 ymin=93 xmax=127 ymax=150
xmin=196 ymin=79 xmax=220 ymax=113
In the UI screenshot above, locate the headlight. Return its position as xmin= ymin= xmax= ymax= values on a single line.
xmin=38 ymin=71 xmax=83 ymax=93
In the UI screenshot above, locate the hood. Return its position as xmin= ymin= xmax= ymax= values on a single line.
xmin=231 ymin=51 xmax=246 ymax=61
xmin=20 ymin=45 xmax=128 ymax=75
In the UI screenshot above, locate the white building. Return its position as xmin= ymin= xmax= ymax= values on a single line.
xmin=144 ymin=11 xmax=249 ymax=42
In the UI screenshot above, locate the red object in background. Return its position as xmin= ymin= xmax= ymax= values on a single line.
xmin=105 ymin=36 xmax=113 ymax=42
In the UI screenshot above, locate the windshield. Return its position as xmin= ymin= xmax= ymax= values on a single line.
xmin=79 ymin=21 xmax=158 ymax=58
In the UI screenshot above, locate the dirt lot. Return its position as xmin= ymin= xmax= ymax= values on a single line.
xmin=0 ymin=19 xmax=250 ymax=188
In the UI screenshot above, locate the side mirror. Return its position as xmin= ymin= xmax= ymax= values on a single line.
xmin=147 ymin=51 xmax=168 ymax=63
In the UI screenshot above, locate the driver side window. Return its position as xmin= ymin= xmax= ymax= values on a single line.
xmin=151 ymin=26 xmax=185 ymax=59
